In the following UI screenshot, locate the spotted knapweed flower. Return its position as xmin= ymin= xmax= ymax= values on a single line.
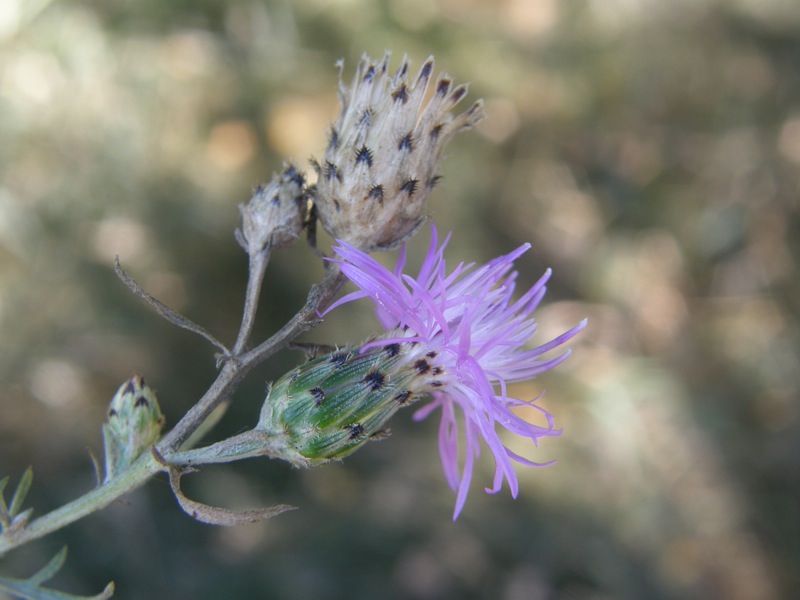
xmin=178 ymin=227 xmax=583 ymax=518
xmin=324 ymin=226 xmax=586 ymax=518
xmin=312 ymin=52 xmax=484 ymax=252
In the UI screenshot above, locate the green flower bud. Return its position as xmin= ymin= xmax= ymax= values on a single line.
xmin=103 ymin=376 xmax=165 ymax=482
xmin=167 ymin=341 xmax=439 ymax=470
xmin=257 ymin=344 xmax=419 ymax=465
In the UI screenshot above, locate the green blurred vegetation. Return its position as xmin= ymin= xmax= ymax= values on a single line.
xmin=1 ymin=0 xmax=798 ymax=598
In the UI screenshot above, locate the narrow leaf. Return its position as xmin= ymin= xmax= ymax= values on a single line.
xmin=86 ymin=449 xmax=103 ymax=488
xmin=177 ymin=400 xmax=230 ymax=453
xmin=114 ymin=257 xmax=230 ymax=355
xmin=0 ymin=476 xmax=9 ymax=516
xmin=168 ymin=468 xmax=295 ymax=527
xmin=0 ymin=577 xmax=114 ymax=600
xmin=0 ymin=547 xmax=114 ymax=599
xmin=9 ymin=467 xmax=33 ymax=519
xmin=29 ymin=546 xmax=67 ymax=585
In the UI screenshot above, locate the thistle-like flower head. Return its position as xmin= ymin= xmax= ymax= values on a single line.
xmin=326 ymin=226 xmax=586 ymax=518
xmin=313 ymin=52 xmax=484 ymax=252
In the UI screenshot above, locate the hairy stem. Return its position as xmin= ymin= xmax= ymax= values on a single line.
xmin=0 ymin=263 xmax=344 ymax=556
xmin=0 ymin=453 xmax=162 ymax=556
xmin=243 ymin=264 xmax=345 ymax=367
xmin=231 ymin=248 xmax=271 ymax=356
xmin=160 ymin=263 xmax=344 ymax=452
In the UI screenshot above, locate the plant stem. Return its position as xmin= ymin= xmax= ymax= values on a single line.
xmin=158 ymin=263 xmax=344 ymax=453
xmin=243 ymin=264 xmax=345 ymax=367
xmin=231 ymin=248 xmax=271 ymax=356
xmin=0 ymin=453 xmax=161 ymax=556
xmin=0 ymin=261 xmax=344 ymax=556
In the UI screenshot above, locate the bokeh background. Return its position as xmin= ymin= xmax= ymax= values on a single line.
xmin=1 ymin=0 xmax=798 ymax=598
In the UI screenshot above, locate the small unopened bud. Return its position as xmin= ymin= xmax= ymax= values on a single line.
xmin=103 ymin=375 xmax=164 ymax=482
xmin=238 ymin=164 xmax=307 ymax=255
xmin=312 ymin=52 xmax=484 ymax=252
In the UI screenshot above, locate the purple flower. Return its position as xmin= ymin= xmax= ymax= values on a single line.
xmin=327 ymin=226 xmax=586 ymax=518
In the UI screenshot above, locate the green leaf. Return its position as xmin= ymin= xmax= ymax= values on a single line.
xmin=8 ymin=467 xmax=33 ymax=520
xmin=0 ymin=476 xmax=9 ymax=517
xmin=28 ymin=546 xmax=67 ymax=585
xmin=0 ymin=547 xmax=114 ymax=600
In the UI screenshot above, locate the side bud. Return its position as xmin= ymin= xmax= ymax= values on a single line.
xmin=102 ymin=376 xmax=165 ymax=482
xmin=312 ymin=52 xmax=484 ymax=252
xmin=238 ymin=163 xmax=307 ymax=255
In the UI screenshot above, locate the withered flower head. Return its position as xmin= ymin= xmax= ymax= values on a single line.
xmin=238 ymin=164 xmax=307 ymax=255
xmin=312 ymin=52 xmax=484 ymax=252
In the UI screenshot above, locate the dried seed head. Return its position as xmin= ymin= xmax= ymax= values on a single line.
xmin=238 ymin=163 xmax=307 ymax=254
xmin=312 ymin=52 xmax=484 ymax=252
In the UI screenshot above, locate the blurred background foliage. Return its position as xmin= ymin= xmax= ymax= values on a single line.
xmin=1 ymin=0 xmax=798 ymax=598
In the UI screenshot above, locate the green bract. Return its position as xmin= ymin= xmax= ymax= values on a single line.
xmin=257 ymin=344 xmax=418 ymax=465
